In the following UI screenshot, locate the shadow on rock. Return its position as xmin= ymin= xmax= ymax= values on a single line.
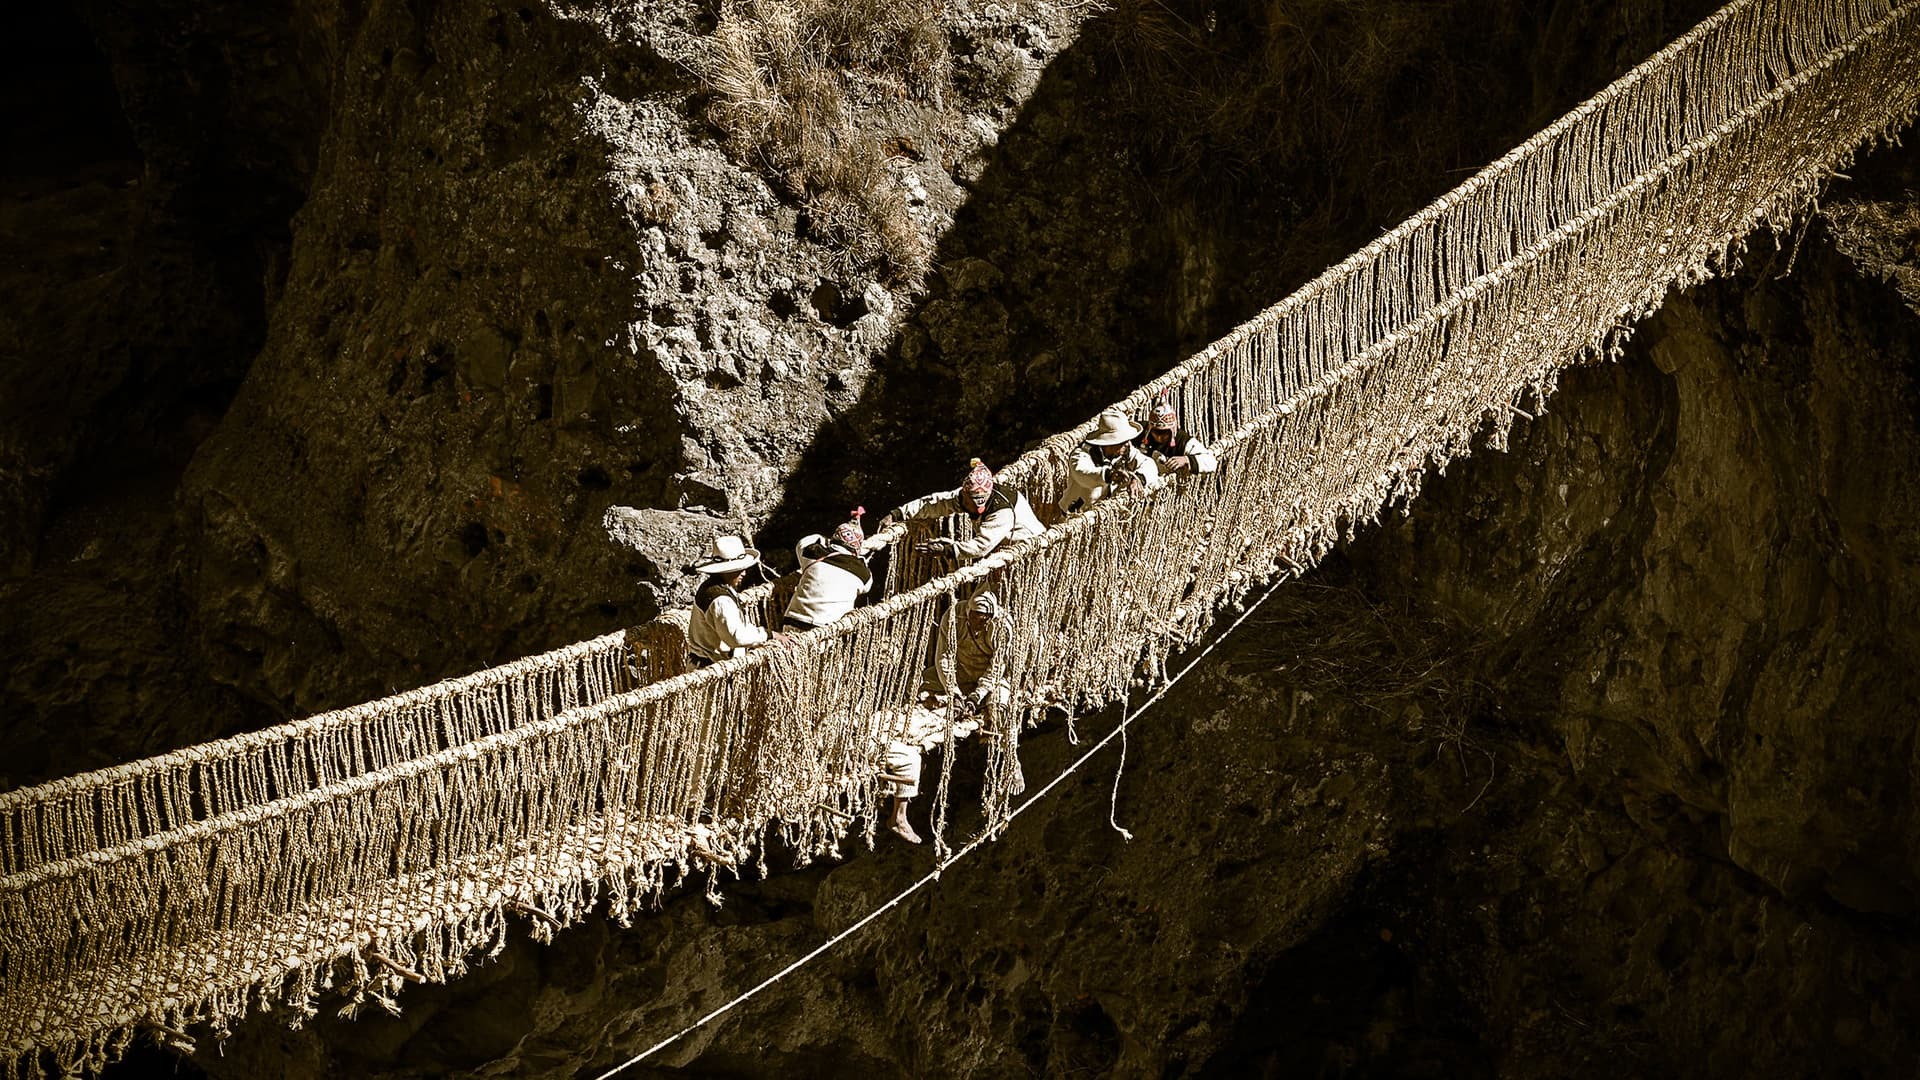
xmin=758 ymin=0 xmax=1726 ymax=543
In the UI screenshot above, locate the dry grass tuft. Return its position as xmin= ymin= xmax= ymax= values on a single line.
xmin=698 ymin=0 xmax=947 ymax=284
xmin=1237 ymin=576 xmax=1506 ymax=811
xmin=1826 ymin=198 xmax=1920 ymax=313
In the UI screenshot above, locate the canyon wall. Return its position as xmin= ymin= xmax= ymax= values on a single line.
xmin=4 ymin=0 xmax=1916 ymax=1074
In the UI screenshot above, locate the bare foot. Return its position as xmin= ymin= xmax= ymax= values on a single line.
xmin=886 ymin=797 xmax=923 ymax=844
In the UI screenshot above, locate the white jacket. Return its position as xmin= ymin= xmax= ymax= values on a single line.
xmin=895 ymin=485 xmax=1045 ymax=559
xmin=687 ymin=582 xmax=769 ymax=662
xmin=1058 ymin=443 xmax=1160 ymax=513
xmin=784 ymin=545 xmax=874 ymax=628
xmin=1138 ymin=429 xmax=1217 ymax=474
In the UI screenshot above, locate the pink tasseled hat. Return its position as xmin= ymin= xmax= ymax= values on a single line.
xmin=961 ymin=458 xmax=994 ymax=509
xmin=831 ymin=506 xmax=867 ymax=556
xmin=1149 ymin=393 xmax=1179 ymax=432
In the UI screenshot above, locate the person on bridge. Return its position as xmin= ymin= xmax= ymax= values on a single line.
xmin=687 ymin=535 xmax=787 ymax=665
xmin=782 ymin=507 xmax=876 ymax=631
xmin=1137 ymin=392 xmax=1217 ymax=476
xmin=1059 ymin=408 xmax=1161 ymax=514
xmin=884 ymin=457 xmax=1045 ymax=562
xmin=883 ymin=590 xmax=1020 ymax=843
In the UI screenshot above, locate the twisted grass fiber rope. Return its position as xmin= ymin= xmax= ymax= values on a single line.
xmin=589 ymin=579 xmax=1286 ymax=1080
xmin=5 ymin=2 xmax=1918 ymax=1073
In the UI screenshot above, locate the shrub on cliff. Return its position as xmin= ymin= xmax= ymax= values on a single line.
xmin=699 ymin=0 xmax=948 ymax=284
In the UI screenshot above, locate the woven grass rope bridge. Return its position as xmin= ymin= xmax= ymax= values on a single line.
xmin=4 ymin=0 xmax=1919 ymax=1074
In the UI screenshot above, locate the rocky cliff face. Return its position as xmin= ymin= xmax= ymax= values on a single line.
xmin=6 ymin=0 xmax=1919 ymax=1075
xmin=181 ymin=152 xmax=1920 ymax=1080
xmin=0 ymin=0 xmax=326 ymax=780
xmin=144 ymin=0 xmax=1117 ymax=721
xmin=1 ymin=0 xmax=1729 ymax=762
xmin=1342 ymin=164 xmax=1920 ymax=1074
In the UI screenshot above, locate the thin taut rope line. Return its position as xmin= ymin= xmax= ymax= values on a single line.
xmin=589 ymin=579 xmax=1287 ymax=1080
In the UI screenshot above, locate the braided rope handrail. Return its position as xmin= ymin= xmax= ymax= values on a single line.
xmin=0 ymin=0 xmax=1844 ymax=867
xmin=0 ymin=632 xmax=636 ymax=878
xmin=3 ymin=1 xmax=1917 ymax=1074
xmin=0 ymin=637 xmax=628 ymax=811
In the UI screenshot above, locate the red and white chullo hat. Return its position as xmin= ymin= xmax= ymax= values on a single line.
xmin=961 ymin=458 xmax=994 ymax=509
xmin=832 ymin=506 xmax=867 ymax=556
xmin=1149 ymin=392 xmax=1179 ymax=433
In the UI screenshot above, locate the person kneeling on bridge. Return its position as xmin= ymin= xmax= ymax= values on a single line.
xmin=1137 ymin=392 xmax=1217 ymax=476
xmin=782 ymin=507 xmax=876 ymax=632
xmin=1059 ymin=408 xmax=1161 ymax=514
xmin=687 ymin=535 xmax=788 ymax=666
xmin=883 ymin=591 xmax=1021 ymax=844
xmin=884 ymin=457 xmax=1044 ymax=562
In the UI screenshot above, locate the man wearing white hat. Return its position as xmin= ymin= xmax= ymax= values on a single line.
xmin=687 ymin=535 xmax=785 ymax=665
xmin=1058 ymin=408 xmax=1161 ymax=514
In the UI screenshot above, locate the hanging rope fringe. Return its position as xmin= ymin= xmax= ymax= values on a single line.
xmin=591 ymin=575 xmax=1289 ymax=1080
xmin=1109 ymin=691 xmax=1133 ymax=843
xmin=3 ymin=1 xmax=1918 ymax=1073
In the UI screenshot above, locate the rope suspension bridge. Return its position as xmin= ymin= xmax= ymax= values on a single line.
xmin=5 ymin=0 xmax=1918 ymax=1073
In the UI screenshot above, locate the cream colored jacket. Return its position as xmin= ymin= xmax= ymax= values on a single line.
xmin=687 ymin=583 xmax=768 ymax=662
xmin=1058 ymin=443 xmax=1161 ymax=513
xmin=896 ymin=486 xmax=1045 ymax=559
xmin=783 ymin=544 xmax=874 ymax=628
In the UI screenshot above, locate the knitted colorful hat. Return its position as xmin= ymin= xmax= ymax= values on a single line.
xmin=961 ymin=458 xmax=994 ymax=508
xmin=1149 ymin=393 xmax=1178 ymax=432
xmin=831 ymin=506 xmax=867 ymax=555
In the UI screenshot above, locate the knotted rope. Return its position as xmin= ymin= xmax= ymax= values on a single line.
xmin=3 ymin=2 xmax=1917 ymax=1074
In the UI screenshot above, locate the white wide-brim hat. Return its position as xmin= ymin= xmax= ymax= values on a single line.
xmin=1085 ymin=408 xmax=1143 ymax=446
xmin=692 ymin=534 xmax=759 ymax=574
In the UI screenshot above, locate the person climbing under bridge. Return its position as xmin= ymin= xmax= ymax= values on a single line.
xmin=1059 ymin=408 xmax=1161 ymax=514
xmin=882 ymin=590 xmax=1021 ymax=844
xmin=883 ymin=457 xmax=1045 ymax=561
xmin=1137 ymin=392 xmax=1217 ymax=476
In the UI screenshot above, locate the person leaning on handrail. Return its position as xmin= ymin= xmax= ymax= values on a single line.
xmin=687 ymin=535 xmax=789 ymax=666
xmin=882 ymin=457 xmax=1045 ymax=562
xmin=1058 ymin=408 xmax=1161 ymax=514
xmin=782 ymin=507 xmax=876 ymax=632
xmin=1136 ymin=392 xmax=1217 ymax=476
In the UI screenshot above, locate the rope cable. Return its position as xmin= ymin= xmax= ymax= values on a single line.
xmin=1110 ymin=685 xmax=1134 ymax=842
xmin=589 ymin=578 xmax=1285 ymax=1080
